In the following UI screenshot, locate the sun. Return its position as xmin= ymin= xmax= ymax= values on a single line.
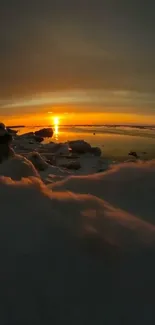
xmin=53 ymin=116 xmax=59 ymax=125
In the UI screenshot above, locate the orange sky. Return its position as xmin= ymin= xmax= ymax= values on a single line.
xmin=1 ymin=90 xmax=155 ymax=126
xmin=1 ymin=2 xmax=155 ymax=127
xmin=2 ymin=111 xmax=155 ymax=127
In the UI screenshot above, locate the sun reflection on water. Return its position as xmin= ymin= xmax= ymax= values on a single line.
xmin=53 ymin=116 xmax=59 ymax=141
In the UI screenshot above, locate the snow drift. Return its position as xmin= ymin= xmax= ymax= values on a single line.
xmin=0 ymin=154 xmax=39 ymax=180
xmin=0 ymin=174 xmax=155 ymax=324
xmin=52 ymin=160 xmax=155 ymax=223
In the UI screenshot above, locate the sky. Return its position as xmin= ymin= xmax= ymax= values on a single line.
xmin=0 ymin=0 xmax=155 ymax=125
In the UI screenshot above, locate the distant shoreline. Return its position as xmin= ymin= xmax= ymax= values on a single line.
xmin=6 ymin=124 xmax=155 ymax=129
xmin=7 ymin=125 xmax=25 ymax=129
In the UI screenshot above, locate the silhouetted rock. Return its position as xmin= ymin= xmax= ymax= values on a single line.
xmin=35 ymin=128 xmax=53 ymax=138
xmin=0 ymin=123 xmax=12 ymax=144
xmin=0 ymin=123 xmax=13 ymax=163
xmin=7 ymin=128 xmax=18 ymax=135
xmin=128 ymin=151 xmax=139 ymax=158
xmin=20 ymin=132 xmax=34 ymax=138
xmin=18 ymin=132 xmax=44 ymax=143
xmin=34 ymin=136 xmax=44 ymax=143
xmin=69 ymin=140 xmax=91 ymax=154
xmin=91 ymin=147 xmax=102 ymax=156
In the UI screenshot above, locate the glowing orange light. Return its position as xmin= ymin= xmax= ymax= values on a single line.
xmin=53 ymin=116 xmax=59 ymax=125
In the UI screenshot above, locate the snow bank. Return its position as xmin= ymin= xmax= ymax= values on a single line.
xmin=27 ymin=152 xmax=49 ymax=171
xmin=52 ymin=160 xmax=155 ymax=223
xmin=0 ymin=176 xmax=155 ymax=324
xmin=0 ymin=154 xmax=39 ymax=180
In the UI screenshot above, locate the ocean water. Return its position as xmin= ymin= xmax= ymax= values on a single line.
xmin=17 ymin=125 xmax=155 ymax=161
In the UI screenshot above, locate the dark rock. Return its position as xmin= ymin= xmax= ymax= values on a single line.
xmin=7 ymin=128 xmax=18 ymax=135
xmin=0 ymin=123 xmax=12 ymax=144
xmin=34 ymin=136 xmax=44 ymax=143
xmin=19 ymin=132 xmax=44 ymax=143
xmin=128 ymin=151 xmax=139 ymax=158
xmin=20 ymin=132 xmax=34 ymax=138
xmin=69 ymin=140 xmax=91 ymax=154
xmin=35 ymin=128 xmax=53 ymax=138
xmin=0 ymin=133 xmax=12 ymax=144
xmin=91 ymin=147 xmax=102 ymax=156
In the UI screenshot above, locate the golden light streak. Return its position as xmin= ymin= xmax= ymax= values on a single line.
xmin=53 ymin=116 xmax=59 ymax=141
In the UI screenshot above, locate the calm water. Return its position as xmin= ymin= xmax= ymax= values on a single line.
xmin=17 ymin=125 xmax=155 ymax=161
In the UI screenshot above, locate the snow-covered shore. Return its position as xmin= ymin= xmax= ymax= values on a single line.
xmin=0 ymin=129 xmax=155 ymax=324
xmin=11 ymin=132 xmax=110 ymax=181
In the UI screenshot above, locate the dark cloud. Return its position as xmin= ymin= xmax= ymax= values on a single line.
xmin=0 ymin=0 xmax=155 ymax=100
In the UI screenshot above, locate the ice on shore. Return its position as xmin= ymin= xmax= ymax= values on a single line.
xmin=12 ymin=134 xmax=108 ymax=177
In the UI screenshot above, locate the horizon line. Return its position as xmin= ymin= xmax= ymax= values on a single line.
xmin=7 ymin=124 xmax=155 ymax=129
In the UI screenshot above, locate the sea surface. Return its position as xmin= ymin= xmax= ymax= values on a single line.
xmin=17 ymin=125 xmax=155 ymax=161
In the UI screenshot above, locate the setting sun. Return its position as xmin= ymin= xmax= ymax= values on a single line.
xmin=53 ymin=116 xmax=59 ymax=125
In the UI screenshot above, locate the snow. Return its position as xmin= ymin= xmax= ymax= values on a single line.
xmin=0 ymin=154 xmax=40 ymax=180
xmin=43 ymin=142 xmax=70 ymax=155
xmin=27 ymin=152 xmax=49 ymax=171
xmin=0 ymin=132 xmax=155 ymax=323
xmin=52 ymin=160 xmax=155 ymax=222
xmin=0 ymin=175 xmax=154 ymax=324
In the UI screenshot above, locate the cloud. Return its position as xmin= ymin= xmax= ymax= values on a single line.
xmin=0 ymin=1 xmax=155 ymax=101
xmin=1 ymin=90 xmax=155 ymax=116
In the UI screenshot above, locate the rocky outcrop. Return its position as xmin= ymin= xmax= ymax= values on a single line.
xmin=68 ymin=140 xmax=102 ymax=157
xmin=128 ymin=151 xmax=139 ymax=159
xmin=7 ymin=128 xmax=18 ymax=135
xmin=69 ymin=140 xmax=91 ymax=154
xmin=90 ymin=147 xmax=102 ymax=156
xmin=18 ymin=132 xmax=44 ymax=144
xmin=35 ymin=128 xmax=53 ymax=138
xmin=34 ymin=136 xmax=44 ymax=143
xmin=20 ymin=132 xmax=34 ymax=138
